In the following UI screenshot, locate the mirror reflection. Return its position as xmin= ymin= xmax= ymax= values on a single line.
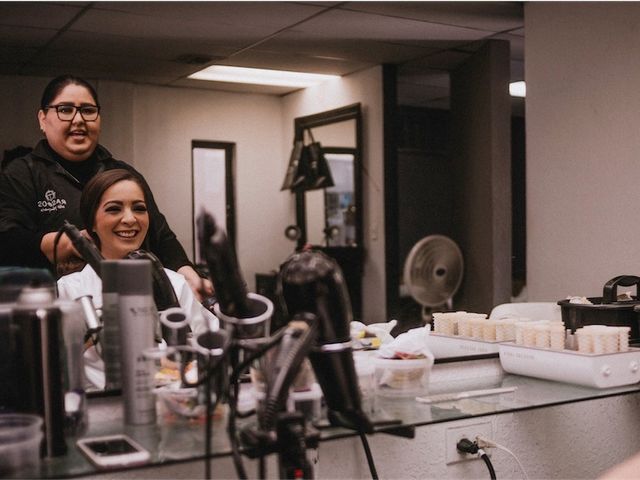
xmin=306 ymin=149 xmax=356 ymax=247
xmin=290 ymin=104 xmax=364 ymax=321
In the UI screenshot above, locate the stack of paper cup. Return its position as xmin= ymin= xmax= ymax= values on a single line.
xmin=618 ymin=326 xmax=631 ymax=352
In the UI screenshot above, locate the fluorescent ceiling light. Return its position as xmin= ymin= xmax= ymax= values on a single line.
xmin=509 ymin=81 xmax=526 ymax=98
xmin=188 ymin=65 xmax=340 ymax=88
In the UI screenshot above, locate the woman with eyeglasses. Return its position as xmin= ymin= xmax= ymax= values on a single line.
xmin=0 ymin=75 xmax=213 ymax=298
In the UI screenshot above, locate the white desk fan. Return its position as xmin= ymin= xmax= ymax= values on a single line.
xmin=403 ymin=235 xmax=464 ymax=320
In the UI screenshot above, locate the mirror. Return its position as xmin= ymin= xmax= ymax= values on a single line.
xmin=292 ymin=104 xmax=363 ymax=249
xmin=289 ymin=104 xmax=364 ymax=320
xmin=191 ymin=141 xmax=236 ymax=263
xmin=305 ymin=148 xmax=357 ymax=247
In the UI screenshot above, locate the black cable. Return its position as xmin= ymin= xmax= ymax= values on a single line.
xmin=359 ymin=433 xmax=379 ymax=480
xmin=228 ymin=372 xmax=248 ymax=480
xmin=205 ymin=361 xmax=213 ymax=480
xmin=258 ymin=455 xmax=266 ymax=480
xmin=52 ymin=228 xmax=64 ymax=282
xmin=458 ymin=438 xmax=497 ymax=480
xmin=480 ymin=450 xmax=497 ymax=480
xmin=202 ymin=354 xmax=222 ymax=480
xmin=226 ymin=330 xmax=289 ymax=480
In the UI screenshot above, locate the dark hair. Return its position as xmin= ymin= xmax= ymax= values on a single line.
xmin=40 ymin=75 xmax=100 ymax=110
xmin=80 ymin=169 xmax=147 ymax=249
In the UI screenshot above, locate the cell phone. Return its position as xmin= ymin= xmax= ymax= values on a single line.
xmin=76 ymin=434 xmax=150 ymax=469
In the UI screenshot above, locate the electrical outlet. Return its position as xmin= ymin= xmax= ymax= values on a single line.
xmin=445 ymin=421 xmax=494 ymax=464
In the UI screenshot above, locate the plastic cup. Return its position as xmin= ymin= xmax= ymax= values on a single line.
xmin=0 ymin=414 xmax=43 ymax=475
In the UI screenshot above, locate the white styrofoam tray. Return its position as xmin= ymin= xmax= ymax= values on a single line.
xmin=425 ymin=333 xmax=502 ymax=359
xmin=499 ymin=343 xmax=640 ymax=389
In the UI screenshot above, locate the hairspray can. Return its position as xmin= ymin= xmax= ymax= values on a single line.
xmin=115 ymin=260 xmax=157 ymax=425
xmin=101 ymin=262 xmax=121 ymax=390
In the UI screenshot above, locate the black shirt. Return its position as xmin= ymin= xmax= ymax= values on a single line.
xmin=0 ymin=140 xmax=191 ymax=272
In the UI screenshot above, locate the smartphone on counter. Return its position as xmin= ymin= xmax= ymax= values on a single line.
xmin=76 ymin=434 xmax=150 ymax=469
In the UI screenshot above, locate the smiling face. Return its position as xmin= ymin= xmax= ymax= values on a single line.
xmin=38 ymin=83 xmax=101 ymax=162
xmin=93 ymin=180 xmax=149 ymax=259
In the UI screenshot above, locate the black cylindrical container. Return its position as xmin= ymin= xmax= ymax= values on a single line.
xmin=558 ymin=275 xmax=640 ymax=341
xmin=11 ymin=287 xmax=67 ymax=457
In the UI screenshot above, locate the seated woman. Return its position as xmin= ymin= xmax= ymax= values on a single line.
xmin=57 ymin=168 xmax=218 ymax=389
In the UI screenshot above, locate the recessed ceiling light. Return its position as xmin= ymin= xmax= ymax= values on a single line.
xmin=188 ymin=65 xmax=340 ymax=88
xmin=509 ymin=81 xmax=526 ymax=98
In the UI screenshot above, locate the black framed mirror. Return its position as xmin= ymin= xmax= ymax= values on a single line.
xmin=290 ymin=104 xmax=364 ymax=320
xmin=191 ymin=140 xmax=236 ymax=263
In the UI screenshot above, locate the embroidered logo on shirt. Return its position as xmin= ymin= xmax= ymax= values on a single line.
xmin=38 ymin=189 xmax=67 ymax=213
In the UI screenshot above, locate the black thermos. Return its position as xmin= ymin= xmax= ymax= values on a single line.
xmin=10 ymin=287 xmax=67 ymax=457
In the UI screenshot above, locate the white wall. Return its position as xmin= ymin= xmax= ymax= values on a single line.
xmin=0 ymin=76 xmax=48 ymax=153
xmin=281 ymin=66 xmax=386 ymax=324
xmin=526 ymin=3 xmax=640 ymax=300
xmin=130 ymin=85 xmax=290 ymax=289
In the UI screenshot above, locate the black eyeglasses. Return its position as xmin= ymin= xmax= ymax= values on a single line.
xmin=45 ymin=104 xmax=101 ymax=122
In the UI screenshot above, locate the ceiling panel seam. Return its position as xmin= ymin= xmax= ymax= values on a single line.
xmin=19 ymin=2 xmax=96 ymax=73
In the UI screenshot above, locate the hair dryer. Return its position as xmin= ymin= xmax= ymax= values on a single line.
xmin=278 ymin=249 xmax=373 ymax=433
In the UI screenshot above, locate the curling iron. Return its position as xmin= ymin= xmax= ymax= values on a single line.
xmin=197 ymin=210 xmax=252 ymax=319
xmin=61 ymin=220 xmax=103 ymax=276
xmin=126 ymin=249 xmax=189 ymax=346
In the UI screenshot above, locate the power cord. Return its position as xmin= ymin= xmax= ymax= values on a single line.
xmin=476 ymin=435 xmax=529 ymax=480
xmin=359 ymin=432 xmax=379 ymax=480
xmin=456 ymin=438 xmax=496 ymax=480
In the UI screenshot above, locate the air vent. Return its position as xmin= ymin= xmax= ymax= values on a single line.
xmin=173 ymin=54 xmax=221 ymax=65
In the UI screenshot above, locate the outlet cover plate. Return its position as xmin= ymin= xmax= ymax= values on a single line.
xmin=445 ymin=421 xmax=494 ymax=464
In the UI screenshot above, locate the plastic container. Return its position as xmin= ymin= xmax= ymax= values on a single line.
xmin=499 ymin=343 xmax=640 ymax=388
xmin=374 ymin=357 xmax=432 ymax=397
xmin=558 ymin=275 xmax=640 ymax=340
xmin=0 ymin=414 xmax=43 ymax=475
xmin=353 ymin=353 xmax=376 ymax=413
xmin=154 ymin=385 xmax=205 ymax=419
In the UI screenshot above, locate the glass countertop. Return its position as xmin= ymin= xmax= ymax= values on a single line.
xmin=26 ymin=373 xmax=640 ymax=479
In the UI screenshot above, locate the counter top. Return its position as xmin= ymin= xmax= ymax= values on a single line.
xmin=23 ymin=363 xmax=640 ymax=479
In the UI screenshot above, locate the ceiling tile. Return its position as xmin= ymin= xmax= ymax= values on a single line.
xmin=257 ymin=32 xmax=441 ymax=65
xmin=0 ymin=25 xmax=58 ymax=48
xmin=70 ymin=8 xmax=273 ymax=45
xmin=26 ymin=49 xmax=197 ymax=79
xmin=0 ymin=45 xmax=38 ymax=64
xmin=48 ymin=30 xmax=237 ymax=62
xmin=342 ymin=1 xmax=524 ymax=33
xmin=0 ymin=2 xmax=86 ymax=28
xmin=216 ymin=49 xmax=372 ymax=76
xmin=1 ymin=1 xmax=524 ymax=100
xmin=93 ymin=1 xmax=327 ymax=29
xmin=293 ymin=6 xmax=499 ymax=45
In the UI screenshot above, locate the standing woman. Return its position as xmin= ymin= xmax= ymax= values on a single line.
xmin=0 ymin=75 xmax=212 ymax=297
